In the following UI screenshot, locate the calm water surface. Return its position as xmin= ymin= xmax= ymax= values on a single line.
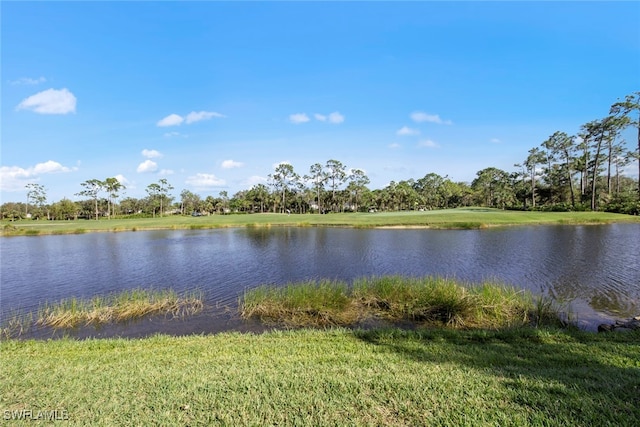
xmin=1 ymin=224 xmax=638 ymax=335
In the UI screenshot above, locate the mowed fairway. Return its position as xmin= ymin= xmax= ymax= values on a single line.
xmin=1 ymin=328 xmax=639 ymax=425
xmin=3 ymin=208 xmax=640 ymax=236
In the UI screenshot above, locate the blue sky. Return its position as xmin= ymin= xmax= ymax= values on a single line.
xmin=2 ymin=1 xmax=639 ymax=203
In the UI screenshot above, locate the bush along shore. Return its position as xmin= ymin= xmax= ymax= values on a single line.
xmin=240 ymin=276 xmax=566 ymax=330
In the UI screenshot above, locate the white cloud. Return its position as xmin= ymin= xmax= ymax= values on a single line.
xmin=0 ymin=160 xmax=76 ymax=192
xmin=159 ymin=169 xmax=175 ymax=176
xmin=114 ymin=174 xmax=130 ymax=186
xmin=410 ymin=111 xmax=452 ymax=125
xmin=314 ymin=113 xmax=327 ymax=122
xmin=327 ymin=111 xmax=345 ymax=124
xmin=136 ymin=160 xmax=158 ymax=173
xmin=396 ymin=126 xmax=420 ymax=136
xmin=11 ymin=76 xmax=46 ymax=85
xmin=16 ymin=88 xmax=77 ymax=114
xmin=157 ymin=114 xmax=184 ymax=127
xmin=289 ymin=113 xmax=310 ymax=124
xmin=186 ymin=173 xmax=226 ymax=189
xmin=158 ymin=111 xmax=225 ymax=127
xmin=185 ymin=111 xmax=226 ymax=124
xmin=418 ymin=139 xmax=440 ymax=148
xmin=243 ymin=175 xmax=268 ymax=187
xmin=490 ymin=138 xmax=501 ymax=144
xmin=222 ymin=159 xmax=244 ymax=169
xmin=32 ymin=160 xmax=74 ymax=174
xmin=141 ymin=149 xmax=163 ymax=159
xmin=388 ymin=143 xmax=402 ymax=149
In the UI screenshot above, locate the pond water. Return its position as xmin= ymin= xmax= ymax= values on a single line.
xmin=1 ymin=224 xmax=639 ymax=336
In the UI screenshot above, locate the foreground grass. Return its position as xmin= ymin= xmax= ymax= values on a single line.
xmin=2 ymin=208 xmax=639 ymax=236
xmin=241 ymin=276 xmax=562 ymax=329
xmin=1 ymin=289 xmax=203 ymax=339
xmin=1 ymin=328 xmax=638 ymax=425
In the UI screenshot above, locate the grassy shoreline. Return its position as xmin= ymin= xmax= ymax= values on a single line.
xmin=1 ymin=327 xmax=638 ymax=425
xmin=241 ymin=276 xmax=563 ymax=330
xmin=2 ymin=208 xmax=640 ymax=236
xmin=1 ymin=288 xmax=203 ymax=339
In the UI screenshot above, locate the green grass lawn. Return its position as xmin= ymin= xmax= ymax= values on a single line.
xmin=3 ymin=208 xmax=640 ymax=236
xmin=1 ymin=328 xmax=639 ymax=425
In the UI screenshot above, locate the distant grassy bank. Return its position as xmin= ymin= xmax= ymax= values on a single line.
xmin=2 ymin=208 xmax=639 ymax=236
xmin=1 ymin=328 xmax=638 ymax=425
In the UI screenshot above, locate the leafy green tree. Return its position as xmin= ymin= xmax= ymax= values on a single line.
xmin=610 ymin=91 xmax=640 ymax=199
xmin=247 ymin=184 xmax=269 ymax=213
xmin=50 ymin=198 xmax=78 ymax=220
xmin=346 ymin=169 xmax=370 ymax=212
xmin=77 ymin=179 xmax=104 ymax=220
xmin=104 ymin=177 xmax=125 ymax=219
xmin=269 ymin=163 xmax=299 ymax=213
xmin=0 ymin=202 xmax=26 ymax=220
xmin=472 ymin=167 xmax=514 ymax=209
xmin=25 ymin=183 xmax=47 ymax=219
xmin=219 ymin=190 xmax=229 ymax=214
xmin=120 ymin=197 xmax=142 ymax=215
xmin=180 ymin=189 xmax=201 ymax=214
xmin=307 ymin=163 xmax=328 ymax=213
xmin=542 ymin=131 xmax=577 ymax=208
xmin=524 ymin=148 xmax=546 ymax=208
xmin=146 ymin=178 xmax=174 ymax=217
xmin=584 ymin=116 xmax=629 ymax=210
xmin=325 ymin=159 xmax=347 ymax=212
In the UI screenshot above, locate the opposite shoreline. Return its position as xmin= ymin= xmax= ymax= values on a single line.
xmin=2 ymin=208 xmax=639 ymax=236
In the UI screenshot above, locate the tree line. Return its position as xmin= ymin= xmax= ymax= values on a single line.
xmin=2 ymin=92 xmax=638 ymax=220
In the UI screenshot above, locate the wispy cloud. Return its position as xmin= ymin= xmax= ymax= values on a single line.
xmin=163 ymin=131 xmax=187 ymax=138
xmin=221 ymin=159 xmax=244 ymax=169
xmin=289 ymin=113 xmax=310 ymax=124
xmin=185 ymin=111 xmax=226 ymax=124
xmin=11 ymin=76 xmax=46 ymax=85
xmin=243 ymin=175 xmax=268 ymax=187
xmin=396 ymin=126 xmax=420 ymax=136
xmin=157 ymin=111 xmax=225 ymax=127
xmin=410 ymin=111 xmax=452 ymax=125
xmin=16 ymin=88 xmax=77 ymax=114
xmin=417 ymin=139 xmax=440 ymax=148
xmin=186 ymin=173 xmax=226 ymax=189
xmin=388 ymin=143 xmax=402 ymax=149
xmin=0 ymin=160 xmax=76 ymax=192
xmin=490 ymin=138 xmax=502 ymax=144
xmin=294 ymin=111 xmax=344 ymax=124
xmin=158 ymin=169 xmax=174 ymax=176
xmin=141 ymin=149 xmax=163 ymax=159
xmin=157 ymin=114 xmax=184 ymax=127
xmin=136 ymin=160 xmax=158 ymax=173
xmin=327 ymin=111 xmax=345 ymax=124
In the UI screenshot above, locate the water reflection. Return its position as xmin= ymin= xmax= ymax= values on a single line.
xmin=1 ymin=224 xmax=638 ymax=332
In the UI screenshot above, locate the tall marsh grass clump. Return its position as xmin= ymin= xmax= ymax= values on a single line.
xmin=36 ymin=288 xmax=204 ymax=329
xmin=241 ymin=276 xmax=561 ymax=329
xmin=241 ymin=280 xmax=356 ymax=326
